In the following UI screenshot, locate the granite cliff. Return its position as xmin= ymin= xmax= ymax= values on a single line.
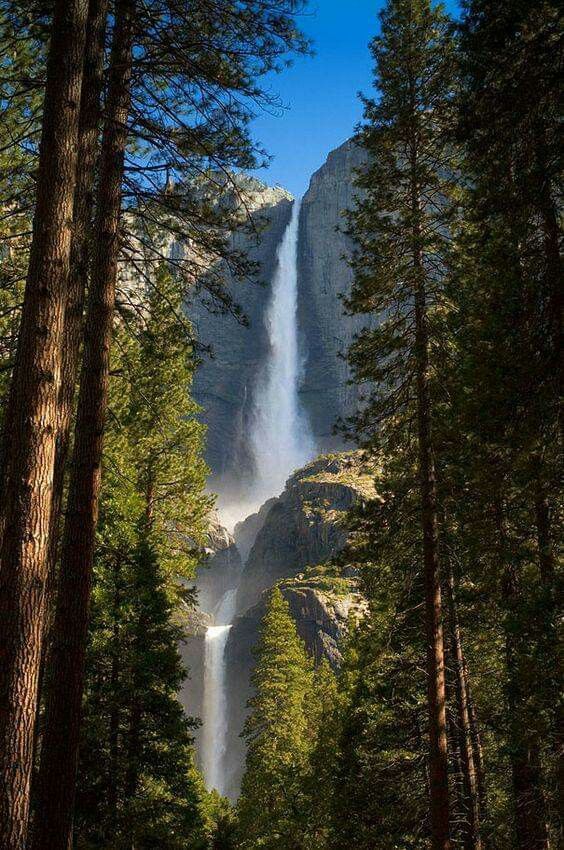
xmin=298 ymin=137 xmax=370 ymax=448
xmin=188 ymin=139 xmax=370 ymax=502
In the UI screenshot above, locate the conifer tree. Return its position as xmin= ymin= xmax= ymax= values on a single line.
xmin=451 ymin=2 xmax=563 ymax=844
xmin=35 ymin=3 xmax=309 ymax=842
xmin=237 ymin=587 xmax=315 ymax=849
xmin=60 ymin=263 xmax=211 ymax=847
xmin=346 ymin=2 xmax=457 ymax=846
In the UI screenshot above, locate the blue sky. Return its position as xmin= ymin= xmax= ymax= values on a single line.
xmin=250 ymin=0 xmax=459 ymax=197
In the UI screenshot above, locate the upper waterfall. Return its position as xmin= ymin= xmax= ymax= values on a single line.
xmin=248 ymin=198 xmax=316 ymax=507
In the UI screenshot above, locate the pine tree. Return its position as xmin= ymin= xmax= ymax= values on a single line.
xmin=345 ymin=2 xmax=457 ymax=846
xmin=302 ymin=659 xmax=340 ymax=850
xmin=329 ymin=490 xmax=432 ymax=850
xmin=62 ymin=265 xmax=211 ymax=848
xmin=0 ymin=3 xmax=89 ymax=845
xmin=450 ymin=2 xmax=563 ymax=844
xmin=75 ymin=532 xmax=210 ymax=850
xmin=237 ymin=587 xmax=315 ymax=849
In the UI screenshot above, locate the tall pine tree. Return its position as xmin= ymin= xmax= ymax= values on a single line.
xmin=346 ymin=2 xmax=457 ymax=846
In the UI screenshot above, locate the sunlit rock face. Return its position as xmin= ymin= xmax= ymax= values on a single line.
xmin=189 ymin=139 xmax=373 ymax=509
xmin=235 ymin=452 xmax=374 ymax=613
xmin=298 ymin=138 xmax=371 ymax=449
xmin=188 ymin=181 xmax=294 ymax=495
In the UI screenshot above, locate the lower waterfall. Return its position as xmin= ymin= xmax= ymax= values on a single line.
xmin=201 ymin=588 xmax=237 ymax=794
xmin=201 ymin=625 xmax=232 ymax=793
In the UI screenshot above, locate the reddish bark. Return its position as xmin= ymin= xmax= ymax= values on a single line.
xmin=0 ymin=3 xmax=88 ymax=847
xmin=410 ymin=153 xmax=451 ymax=847
xmin=32 ymin=0 xmax=109 ymax=774
xmin=31 ymin=2 xmax=135 ymax=846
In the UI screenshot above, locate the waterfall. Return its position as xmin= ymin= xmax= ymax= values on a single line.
xmin=248 ymin=198 xmax=316 ymax=506
xmin=200 ymin=199 xmax=317 ymax=796
xmin=200 ymin=588 xmax=237 ymax=793
xmin=201 ymin=625 xmax=232 ymax=793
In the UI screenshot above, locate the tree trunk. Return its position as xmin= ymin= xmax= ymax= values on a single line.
xmin=108 ymin=558 xmax=122 ymax=833
xmin=31 ymin=3 xmax=135 ymax=847
xmin=0 ymin=3 xmax=88 ymax=847
xmin=415 ymin=293 xmax=451 ymax=849
xmin=410 ymin=158 xmax=451 ymax=847
xmin=32 ymin=0 xmax=109 ymax=787
xmin=495 ymin=500 xmax=550 ymax=850
xmin=446 ymin=563 xmax=483 ymax=849
xmin=464 ymin=657 xmax=488 ymax=828
xmin=42 ymin=0 xmax=110 ymax=655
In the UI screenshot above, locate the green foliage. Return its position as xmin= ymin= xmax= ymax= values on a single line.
xmin=74 ymin=266 xmax=212 ymax=849
xmin=0 ymin=3 xmax=44 ymax=404
xmin=236 ymin=588 xmax=316 ymax=849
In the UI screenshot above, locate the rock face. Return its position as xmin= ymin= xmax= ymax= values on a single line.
xmin=235 ymin=452 xmax=375 ymax=613
xmin=193 ymin=512 xmax=243 ymax=617
xmin=233 ymin=498 xmax=277 ymax=564
xmin=188 ymin=139 xmax=372 ymax=496
xmin=298 ymin=138 xmax=371 ymax=448
xmin=218 ymin=452 xmax=375 ymax=797
xmin=188 ymin=180 xmax=293 ymax=491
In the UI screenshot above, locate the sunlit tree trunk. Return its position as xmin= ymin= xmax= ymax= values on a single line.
xmin=31 ymin=3 xmax=135 ymax=846
xmin=0 ymin=3 xmax=88 ymax=847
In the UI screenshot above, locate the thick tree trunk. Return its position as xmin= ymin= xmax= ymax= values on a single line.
xmin=412 ymin=250 xmax=451 ymax=847
xmin=495 ymin=501 xmax=550 ymax=850
xmin=42 ymin=0 xmax=110 ymax=652
xmin=31 ymin=3 xmax=135 ymax=847
xmin=0 ymin=3 xmax=88 ymax=847
xmin=32 ymin=0 xmax=109 ymax=783
xmin=446 ymin=563 xmax=483 ymax=850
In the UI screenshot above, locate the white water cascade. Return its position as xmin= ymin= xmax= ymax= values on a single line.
xmin=248 ymin=197 xmax=316 ymax=507
xmin=200 ymin=589 xmax=237 ymax=793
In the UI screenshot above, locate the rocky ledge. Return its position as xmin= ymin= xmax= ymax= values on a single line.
xmin=235 ymin=451 xmax=377 ymax=613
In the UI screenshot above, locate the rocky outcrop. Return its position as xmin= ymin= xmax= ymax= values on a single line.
xmin=215 ymin=452 xmax=375 ymax=797
xmin=193 ymin=513 xmax=242 ymax=617
xmin=235 ymin=451 xmax=377 ymax=612
xmin=298 ymin=137 xmax=372 ymax=448
xmin=233 ymin=498 xmax=277 ymax=564
xmin=278 ymin=568 xmax=367 ymax=668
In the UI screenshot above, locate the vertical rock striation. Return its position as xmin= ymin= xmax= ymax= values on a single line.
xmin=188 ymin=181 xmax=293 ymax=493
xmin=298 ymin=137 xmax=370 ymax=448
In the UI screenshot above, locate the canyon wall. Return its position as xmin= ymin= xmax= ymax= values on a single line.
xmin=188 ymin=181 xmax=293 ymax=490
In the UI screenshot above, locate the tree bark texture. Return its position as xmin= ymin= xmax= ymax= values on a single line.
xmin=32 ymin=0 xmax=109 ymax=778
xmin=0 ymin=3 xmax=89 ymax=847
xmin=410 ymin=157 xmax=451 ymax=848
xmin=446 ymin=563 xmax=483 ymax=850
xmin=31 ymin=3 xmax=135 ymax=847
